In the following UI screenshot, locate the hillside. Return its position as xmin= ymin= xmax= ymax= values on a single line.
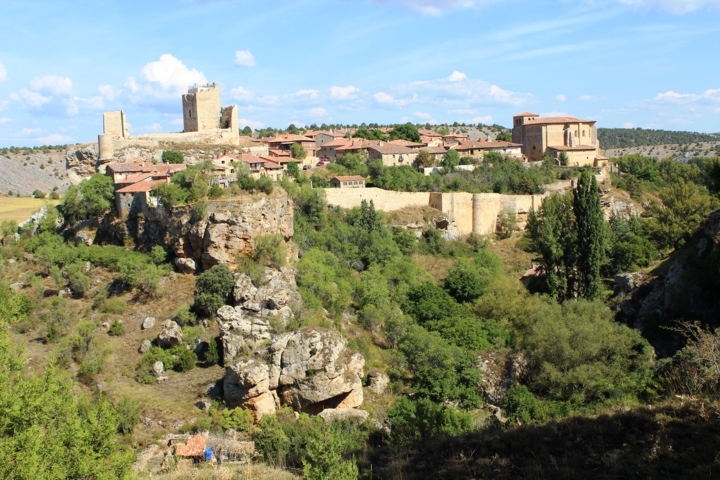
xmin=599 ymin=127 xmax=719 ymax=149
xmin=0 ymin=146 xmax=74 ymax=196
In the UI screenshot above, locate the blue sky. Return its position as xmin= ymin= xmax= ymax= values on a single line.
xmin=0 ymin=0 xmax=719 ymax=147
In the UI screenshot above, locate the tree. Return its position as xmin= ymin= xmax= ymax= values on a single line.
xmin=290 ymin=143 xmax=307 ymax=160
xmin=358 ymin=199 xmax=381 ymax=233
xmin=193 ymin=264 xmax=234 ymax=318
xmin=287 ymin=161 xmax=300 ymax=179
xmin=441 ymin=149 xmax=460 ymax=172
xmin=61 ymin=174 xmax=115 ymax=223
xmin=162 ymin=150 xmax=184 ymax=164
xmin=496 ymin=130 xmax=512 ymax=142
xmin=287 ymin=124 xmax=300 ymax=135
xmin=437 ymin=126 xmax=450 ymax=136
xmin=390 ymin=123 xmax=421 ymax=142
xmin=32 ymin=189 xmax=46 ymax=199
xmin=573 ymin=170 xmax=605 ymax=300
xmin=415 ymin=150 xmax=435 ymax=168
xmin=241 ymin=126 xmax=253 ymax=136
xmin=558 ymin=151 xmax=569 ymax=166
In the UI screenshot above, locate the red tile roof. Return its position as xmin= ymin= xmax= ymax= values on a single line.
xmin=421 ymin=146 xmax=447 ymax=154
xmin=175 ymin=434 xmax=207 ymax=458
xmin=523 ymin=117 xmax=595 ymax=125
xmin=268 ymin=149 xmax=291 ymax=157
xmin=389 ymin=139 xmax=426 ymax=148
xmin=367 ymin=143 xmax=415 ymax=155
xmin=116 ymin=179 xmax=168 ymax=193
xmin=514 ymin=112 xmax=539 ymax=117
xmin=265 ymin=134 xmax=314 ymax=144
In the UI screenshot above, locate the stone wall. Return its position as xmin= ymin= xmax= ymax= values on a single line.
xmin=182 ymin=85 xmax=221 ymax=132
xmin=103 ymin=111 xmax=128 ymax=138
xmin=325 ymin=187 xmax=545 ymax=236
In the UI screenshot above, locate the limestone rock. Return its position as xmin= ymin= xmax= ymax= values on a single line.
xmin=157 ymin=320 xmax=183 ymax=348
xmin=232 ymin=273 xmax=258 ymax=305
xmin=195 ymin=400 xmax=212 ymax=411
xmin=139 ymin=339 xmax=152 ymax=354
xmin=142 ymin=317 xmax=156 ymax=330
xmin=318 ymin=408 xmax=369 ymax=423
xmin=367 ymin=371 xmax=390 ymax=395
xmin=479 ymin=350 xmax=528 ymax=404
xmin=174 ymin=257 xmax=196 ymax=274
xmin=156 ymin=376 xmax=169 ymax=383
xmin=615 ymin=272 xmax=642 ymax=292
xmin=152 ymin=361 xmax=164 ymax=376
xmin=74 ymin=230 xmax=95 ymax=246
xmin=9 ymin=282 xmax=25 ymax=291
xmin=216 ymin=305 xmax=272 ymax=364
xmin=274 ymin=328 xmax=365 ymax=414
xmin=224 ymin=358 xmax=276 ymax=421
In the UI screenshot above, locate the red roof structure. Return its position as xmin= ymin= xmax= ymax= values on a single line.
xmin=175 ymin=434 xmax=207 ymax=458
xmin=331 ymin=175 xmax=365 ymax=182
xmin=115 ymin=179 xmax=168 ymax=193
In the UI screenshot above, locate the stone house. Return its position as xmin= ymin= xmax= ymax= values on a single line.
xmin=218 ymin=153 xmax=285 ymax=180
xmin=419 ymin=129 xmax=443 ymax=147
xmin=264 ymin=134 xmax=317 ymax=160
xmin=367 ymin=143 xmax=418 ymax=167
xmin=389 ymin=139 xmax=427 ymax=149
xmin=106 ymin=162 xmax=186 ymax=189
xmin=310 ymin=130 xmax=348 ymax=149
xmin=512 ymin=112 xmax=603 ymax=165
xmin=330 ymin=175 xmax=366 ymax=188
xmin=115 ymin=178 xmax=168 ymax=218
xmin=452 ymin=139 xmax=523 ymax=160
xmin=418 ymin=145 xmax=448 ymax=164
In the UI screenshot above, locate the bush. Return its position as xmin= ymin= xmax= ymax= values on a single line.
xmin=174 ymin=347 xmax=198 ymax=372
xmin=290 ymin=143 xmax=307 ymax=161
xmin=49 ymin=191 xmax=60 ymax=200
xmin=205 ymin=337 xmax=220 ymax=365
xmin=61 ymin=174 xmax=114 ymax=223
xmin=108 ymin=320 xmax=125 ymax=336
xmin=174 ymin=304 xmax=197 ymax=326
xmin=252 ymin=234 xmax=286 ymax=268
xmin=98 ymin=297 xmax=127 ymax=314
xmin=116 ymin=396 xmax=140 ymax=435
xmin=193 ymin=264 xmax=234 ymax=318
xmin=33 ymin=189 xmax=46 ymax=199
xmin=162 ymin=150 xmax=184 ymax=164
xmin=256 ymin=176 xmax=274 ymax=194
xmin=388 ymin=397 xmax=473 ymax=444
xmin=501 ymin=385 xmax=546 ymax=425
xmin=149 ymin=245 xmax=167 ymax=265
xmin=211 ymin=407 xmax=253 ymax=431
xmin=65 ymin=262 xmax=91 ymax=298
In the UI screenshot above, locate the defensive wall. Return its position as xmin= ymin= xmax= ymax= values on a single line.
xmin=324 ymin=187 xmax=545 ymax=236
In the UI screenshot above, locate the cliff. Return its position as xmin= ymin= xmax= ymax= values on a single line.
xmin=96 ymin=190 xmax=294 ymax=272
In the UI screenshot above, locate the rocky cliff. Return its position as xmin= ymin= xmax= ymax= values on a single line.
xmin=96 ymin=190 xmax=294 ymax=272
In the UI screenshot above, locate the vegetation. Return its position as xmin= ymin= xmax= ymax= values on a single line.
xmin=599 ymin=127 xmax=717 ymax=149
xmin=192 ymin=264 xmax=234 ymax=318
xmin=161 ymin=150 xmax=184 ymax=164
xmin=290 ymin=143 xmax=307 ymax=160
xmin=61 ymin=173 xmax=114 ymax=223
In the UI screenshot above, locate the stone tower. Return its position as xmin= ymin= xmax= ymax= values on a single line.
xmin=103 ymin=110 xmax=129 ymax=138
xmin=182 ymin=84 xmax=221 ymax=132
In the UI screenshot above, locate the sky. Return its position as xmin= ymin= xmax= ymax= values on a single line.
xmin=0 ymin=0 xmax=719 ymax=147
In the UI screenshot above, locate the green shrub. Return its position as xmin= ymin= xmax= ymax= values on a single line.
xmin=211 ymin=407 xmax=253 ymax=431
xmin=208 ymin=184 xmax=224 ymax=199
xmin=174 ymin=347 xmax=197 ymax=372
xmin=32 ymin=189 xmax=46 ymax=199
xmin=388 ymin=397 xmax=473 ymax=444
xmin=193 ymin=264 xmax=235 ymax=318
xmin=116 ymin=396 xmax=140 ymax=435
xmin=98 ymin=298 xmax=127 ymax=315
xmin=252 ymin=234 xmax=286 ymax=268
xmin=149 ymin=245 xmax=168 ymax=265
xmin=108 ymin=320 xmax=125 ymax=336
xmin=79 ymin=345 xmax=108 ymax=376
xmin=138 ymin=346 xmax=176 ymax=371
xmin=61 ymin=174 xmax=114 ymax=223
xmin=162 ymin=150 xmax=184 ymax=164
xmin=49 ymin=191 xmax=60 ymax=200
xmin=205 ymin=337 xmax=220 ymax=365
xmin=174 ymin=304 xmax=197 ymax=326
xmin=65 ymin=263 xmax=91 ymax=298
xmin=501 ymin=385 xmax=546 ymax=425
xmin=256 ymin=176 xmax=274 ymax=194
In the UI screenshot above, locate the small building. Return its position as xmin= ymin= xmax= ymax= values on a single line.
xmin=319 ymin=138 xmax=378 ymax=161
xmin=419 ymin=129 xmax=443 ymax=147
xmin=389 ymin=139 xmax=427 ymax=150
xmin=264 ymin=134 xmax=317 ymax=160
xmin=417 ymin=146 xmax=447 ymax=165
xmin=367 ymin=142 xmax=418 ymax=167
xmin=175 ymin=433 xmax=208 ymax=463
xmin=115 ymin=178 xmax=168 ymax=218
xmin=312 ymin=130 xmax=348 ymax=148
xmin=330 ymin=175 xmax=366 ymax=188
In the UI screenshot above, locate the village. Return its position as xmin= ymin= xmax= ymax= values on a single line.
xmin=98 ymin=83 xmax=608 ymax=220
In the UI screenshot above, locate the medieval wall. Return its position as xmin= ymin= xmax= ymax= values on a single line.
xmin=325 ymin=187 xmax=546 ymax=236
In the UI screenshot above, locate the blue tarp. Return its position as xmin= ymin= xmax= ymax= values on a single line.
xmin=204 ymin=447 xmax=213 ymax=461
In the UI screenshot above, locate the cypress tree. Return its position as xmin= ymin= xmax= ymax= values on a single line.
xmin=573 ymin=170 xmax=605 ymax=300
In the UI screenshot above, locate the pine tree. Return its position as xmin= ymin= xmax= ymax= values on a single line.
xmin=573 ymin=170 xmax=605 ymax=300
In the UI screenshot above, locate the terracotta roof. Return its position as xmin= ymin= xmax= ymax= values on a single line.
xmin=175 ymin=434 xmax=207 ymax=458
xmin=367 ymin=143 xmax=415 ymax=155
xmin=418 ymin=129 xmax=442 ymax=137
xmin=547 ymin=145 xmax=598 ymax=151
xmin=337 ymin=139 xmax=380 ymax=150
xmin=332 ymin=175 xmax=365 ymax=182
xmin=523 ymin=117 xmax=595 ymax=125
xmin=479 ymin=140 xmax=523 ymax=148
xmin=313 ymin=130 xmax=347 ymax=138
xmin=442 ymin=133 xmax=468 ymax=139
xmin=268 ymin=149 xmax=291 ymax=157
xmin=107 ymin=162 xmax=155 ymax=173
xmin=389 ymin=139 xmax=426 ymax=148
xmin=115 ymin=179 xmax=168 ymax=193
xmin=421 ymin=146 xmax=447 ymax=154
xmin=259 ymin=157 xmax=284 ymax=169
xmin=514 ymin=112 xmax=539 ymax=117
xmin=265 ymin=134 xmax=314 ymax=144
xmin=123 ymin=172 xmax=169 ymax=184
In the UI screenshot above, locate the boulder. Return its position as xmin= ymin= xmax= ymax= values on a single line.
xmin=139 ymin=339 xmax=152 ymax=354
xmin=367 ymin=371 xmax=390 ymax=395
xmin=9 ymin=282 xmax=25 ymax=291
xmin=157 ymin=320 xmax=183 ymax=348
xmin=174 ymin=257 xmax=196 ymax=274
xmin=152 ymin=361 xmax=164 ymax=376
xmin=224 ymin=358 xmax=276 ymax=421
xmin=142 ymin=317 xmax=156 ymax=330
xmin=216 ymin=305 xmax=272 ymax=364
xmin=318 ymin=408 xmax=369 ymax=423
xmin=615 ymin=272 xmax=642 ymax=292
xmin=479 ymin=350 xmax=528 ymax=404
xmin=195 ymin=400 xmax=212 ymax=411
xmin=273 ymin=328 xmax=364 ymax=413
xmin=232 ymin=273 xmax=258 ymax=305
xmin=74 ymin=230 xmax=95 ymax=247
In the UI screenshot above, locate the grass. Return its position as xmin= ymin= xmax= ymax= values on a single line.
xmin=0 ymin=197 xmax=59 ymax=223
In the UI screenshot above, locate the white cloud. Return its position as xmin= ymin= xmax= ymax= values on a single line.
xmin=469 ymin=115 xmax=493 ymax=123
xmin=229 ymin=86 xmax=254 ymax=101
xmin=330 ymin=85 xmax=359 ymax=99
xmin=0 ymin=100 xmax=8 ymax=111
xmin=98 ymin=85 xmax=120 ymax=101
xmin=373 ymin=0 xmax=495 ymax=16
xmin=399 ymin=74 xmax=530 ymax=107
xmin=21 ymin=128 xmax=41 ymax=136
xmin=0 ymin=117 xmax=9 ymax=124
xmin=30 ymin=75 xmax=73 ymax=95
xmin=295 ymin=89 xmax=320 ymax=98
xmin=37 ymin=133 xmax=73 ymax=144
xmin=11 ymin=89 xmax=51 ymax=108
xmin=373 ymin=91 xmax=417 ymax=107
xmin=234 ymin=50 xmax=257 ymax=68
xmin=447 ymin=70 xmax=467 ymax=82
xmin=579 ymin=95 xmax=599 ymax=102
xmin=238 ymin=118 xmax=264 ymax=129
xmin=556 ymin=94 xmax=567 ymax=102
xmin=0 ymin=63 xmax=6 ymax=83
xmin=617 ymin=0 xmax=720 ymax=13
xmin=623 ymin=122 xmax=635 ymax=128
xmin=414 ymin=111 xmax=434 ymax=120
xmin=655 ymin=90 xmax=702 ymax=104
xmin=309 ymin=107 xmax=327 ymax=117
xmin=140 ymin=54 xmax=207 ymax=94
xmin=170 ymin=117 xmax=184 ymax=126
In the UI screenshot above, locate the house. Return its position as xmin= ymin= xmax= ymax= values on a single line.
xmin=419 ymin=129 xmax=443 ymax=147
xmin=115 ymin=178 xmax=169 ymax=218
xmin=451 ymin=139 xmax=523 ymax=160
xmin=320 ymin=138 xmax=379 ymax=161
xmin=311 ymin=130 xmax=348 ymax=149
xmin=367 ymin=142 xmax=418 ymax=167
xmin=258 ymin=156 xmax=286 ymax=181
xmin=418 ymin=145 xmax=447 ymax=164
xmin=389 ymin=139 xmax=427 ymax=149
xmin=330 ymin=175 xmax=366 ymax=188
xmin=106 ymin=162 xmax=186 ymax=188
xmin=264 ymin=134 xmax=317 ymax=160
xmin=512 ymin=112 xmax=604 ymax=166
xmin=442 ymin=132 xmax=469 ymax=146
xmin=219 ymin=153 xmax=286 ymax=180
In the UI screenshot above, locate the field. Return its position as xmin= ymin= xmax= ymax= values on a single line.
xmin=0 ymin=196 xmax=59 ymax=223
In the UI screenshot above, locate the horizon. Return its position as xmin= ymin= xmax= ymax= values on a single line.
xmin=1 ymin=0 xmax=719 ymax=147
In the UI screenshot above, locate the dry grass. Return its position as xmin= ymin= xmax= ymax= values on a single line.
xmin=0 ymin=197 xmax=59 ymax=223
xmin=142 ymin=462 xmax=299 ymax=480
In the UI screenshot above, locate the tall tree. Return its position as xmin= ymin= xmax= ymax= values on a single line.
xmin=573 ymin=170 xmax=605 ymax=300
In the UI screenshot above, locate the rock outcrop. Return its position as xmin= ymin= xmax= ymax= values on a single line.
xmin=223 ymin=327 xmax=365 ymax=421
xmin=479 ymin=349 xmax=528 ymax=405
xmin=157 ymin=320 xmax=183 ymax=348
xmin=65 ymin=147 xmax=98 ymax=184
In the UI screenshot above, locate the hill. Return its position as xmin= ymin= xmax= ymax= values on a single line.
xmin=598 ymin=127 xmax=718 ymax=149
